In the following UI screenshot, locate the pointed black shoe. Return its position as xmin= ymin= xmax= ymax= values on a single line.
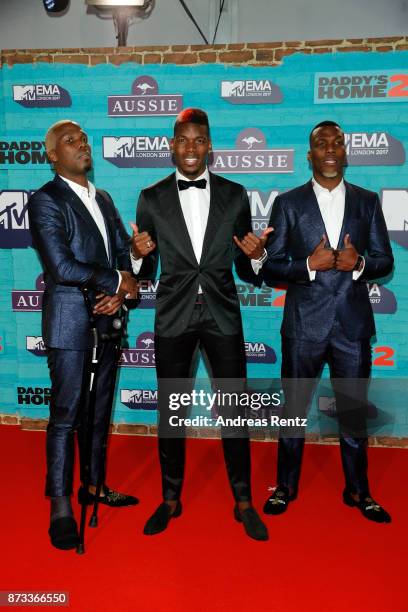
xmin=234 ymin=506 xmax=269 ymax=541
xmin=48 ymin=517 xmax=79 ymax=550
xmin=263 ymin=486 xmax=295 ymax=515
xmin=143 ymin=501 xmax=182 ymax=535
xmin=343 ymin=490 xmax=391 ymax=523
xmin=78 ymin=484 xmax=139 ymax=507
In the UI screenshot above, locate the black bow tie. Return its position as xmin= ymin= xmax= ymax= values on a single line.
xmin=177 ymin=178 xmax=207 ymax=191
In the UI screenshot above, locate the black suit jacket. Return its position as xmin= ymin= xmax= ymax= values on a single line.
xmin=28 ymin=175 xmax=131 ymax=349
xmin=136 ymin=171 xmax=260 ymax=337
xmin=263 ymin=180 xmax=394 ymax=342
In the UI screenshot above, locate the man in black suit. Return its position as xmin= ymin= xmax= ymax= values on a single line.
xmin=262 ymin=120 xmax=393 ymax=522
xmin=28 ymin=120 xmax=139 ymax=550
xmin=131 ymin=108 xmax=271 ymax=540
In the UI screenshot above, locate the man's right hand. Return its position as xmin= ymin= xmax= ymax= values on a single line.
xmin=118 ymin=271 xmax=138 ymax=299
xmin=130 ymin=222 xmax=156 ymax=259
xmin=308 ymin=235 xmax=336 ymax=271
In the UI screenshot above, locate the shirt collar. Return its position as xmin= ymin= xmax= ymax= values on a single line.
xmin=312 ymin=177 xmax=345 ymax=198
xmin=176 ymin=167 xmax=209 ymax=184
xmin=59 ymin=174 xmax=96 ymax=199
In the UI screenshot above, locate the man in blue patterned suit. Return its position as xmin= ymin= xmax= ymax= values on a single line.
xmin=28 ymin=120 xmax=139 ymax=550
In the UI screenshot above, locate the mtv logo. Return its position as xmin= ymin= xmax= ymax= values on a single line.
xmin=121 ymin=389 xmax=142 ymax=403
xmin=13 ymin=85 xmax=35 ymax=101
xmin=381 ymin=189 xmax=408 ymax=248
xmin=0 ymin=191 xmax=29 ymax=230
xmin=221 ymin=81 xmax=245 ymax=97
xmin=26 ymin=336 xmax=45 ymax=351
xmin=104 ymin=137 xmax=135 ymax=158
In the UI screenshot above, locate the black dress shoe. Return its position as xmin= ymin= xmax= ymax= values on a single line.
xmin=263 ymin=486 xmax=295 ymax=515
xmin=48 ymin=517 xmax=79 ymax=550
xmin=78 ymin=484 xmax=139 ymax=507
xmin=143 ymin=501 xmax=182 ymax=535
xmin=343 ymin=490 xmax=391 ymax=523
xmin=234 ymin=506 xmax=269 ymax=541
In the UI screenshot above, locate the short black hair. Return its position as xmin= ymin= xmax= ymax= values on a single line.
xmin=174 ymin=108 xmax=210 ymax=137
xmin=309 ymin=120 xmax=342 ymax=146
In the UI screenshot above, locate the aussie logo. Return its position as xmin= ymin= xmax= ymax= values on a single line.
xmin=103 ymin=135 xmax=172 ymax=168
xmin=119 ymin=331 xmax=155 ymax=368
xmin=0 ymin=140 xmax=47 ymax=167
xmin=221 ymin=80 xmax=283 ymax=104
xmin=209 ymin=128 xmax=294 ymax=174
xmin=12 ymin=84 xmax=71 ymax=108
xmin=120 ymin=389 xmax=158 ymax=410
xmin=26 ymin=336 xmax=46 ymax=357
xmin=0 ymin=190 xmax=33 ymax=248
xmin=314 ymin=71 xmax=408 ymax=103
xmin=108 ymin=76 xmax=183 ymax=117
xmin=245 ymin=341 xmax=277 ymax=364
xmin=17 ymin=386 xmax=51 ymax=406
xmin=345 ymin=132 xmax=405 ymax=166
xmin=12 ymin=274 xmax=44 ymax=312
xmin=381 ymin=188 xmax=408 ymax=248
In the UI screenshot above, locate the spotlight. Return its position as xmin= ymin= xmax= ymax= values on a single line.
xmin=42 ymin=0 xmax=70 ymax=13
xmin=86 ymin=0 xmax=155 ymax=46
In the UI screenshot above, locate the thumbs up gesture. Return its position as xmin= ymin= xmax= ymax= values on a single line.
xmin=233 ymin=226 xmax=274 ymax=260
xmin=335 ymin=234 xmax=359 ymax=271
xmin=308 ymin=234 xmax=336 ymax=271
xmin=130 ymin=222 xmax=156 ymax=259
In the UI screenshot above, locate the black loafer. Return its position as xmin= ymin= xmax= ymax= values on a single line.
xmin=263 ymin=486 xmax=295 ymax=515
xmin=343 ymin=490 xmax=391 ymax=523
xmin=234 ymin=506 xmax=269 ymax=541
xmin=48 ymin=517 xmax=79 ymax=550
xmin=78 ymin=484 xmax=139 ymax=507
xmin=143 ymin=501 xmax=182 ymax=535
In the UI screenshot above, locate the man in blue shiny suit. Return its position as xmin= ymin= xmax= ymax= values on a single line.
xmin=28 ymin=120 xmax=139 ymax=550
xmin=262 ymin=121 xmax=394 ymax=523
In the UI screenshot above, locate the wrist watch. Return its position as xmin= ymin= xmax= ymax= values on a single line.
xmin=353 ymin=255 xmax=364 ymax=272
xmin=257 ymin=249 xmax=268 ymax=264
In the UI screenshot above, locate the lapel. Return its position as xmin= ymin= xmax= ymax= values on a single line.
xmin=95 ymin=189 xmax=114 ymax=265
xmin=201 ymin=172 xmax=227 ymax=262
xmin=302 ymin=180 xmax=328 ymax=244
xmin=336 ymin=181 xmax=357 ymax=249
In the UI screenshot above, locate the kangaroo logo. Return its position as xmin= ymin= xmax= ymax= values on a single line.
xmin=241 ymin=136 xmax=263 ymax=150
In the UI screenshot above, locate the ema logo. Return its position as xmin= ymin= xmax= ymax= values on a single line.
xmin=368 ymin=283 xmax=397 ymax=314
xmin=0 ymin=140 xmax=47 ymax=166
xmin=120 ymin=389 xmax=158 ymax=410
xmin=314 ymin=71 xmax=408 ymax=104
xmin=245 ymin=341 xmax=277 ymax=364
xmin=236 ymin=283 xmax=286 ymax=308
xmin=221 ymin=80 xmax=283 ymax=104
xmin=103 ymin=135 xmax=172 ymax=168
xmin=137 ymin=280 xmax=158 ymax=308
xmin=17 ymin=386 xmax=51 ymax=406
xmin=381 ymin=188 xmax=408 ymax=248
xmin=26 ymin=336 xmax=46 ymax=357
xmin=119 ymin=331 xmax=155 ymax=368
xmin=0 ymin=190 xmax=33 ymax=248
xmin=345 ymin=132 xmax=405 ymax=166
xmin=13 ymin=84 xmax=71 ymax=108
xmin=209 ymin=128 xmax=294 ymax=174
xmin=108 ymin=76 xmax=183 ymax=117
xmin=12 ymin=274 xmax=44 ymax=311
xmin=248 ymin=189 xmax=279 ymax=233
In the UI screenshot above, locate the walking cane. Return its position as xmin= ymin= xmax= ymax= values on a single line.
xmin=76 ymin=287 xmax=127 ymax=555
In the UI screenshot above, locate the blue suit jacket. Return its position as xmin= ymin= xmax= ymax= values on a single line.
xmin=263 ymin=180 xmax=394 ymax=342
xmin=28 ymin=175 xmax=131 ymax=349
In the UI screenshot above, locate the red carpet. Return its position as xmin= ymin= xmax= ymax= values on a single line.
xmin=0 ymin=425 xmax=406 ymax=611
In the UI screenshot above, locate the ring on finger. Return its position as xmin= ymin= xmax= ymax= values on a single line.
xmin=147 ymin=240 xmax=151 ymax=248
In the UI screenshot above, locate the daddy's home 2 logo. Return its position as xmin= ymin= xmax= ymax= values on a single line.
xmin=0 ymin=190 xmax=34 ymax=248
xmin=103 ymin=135 xmax=172 ymax=168
xmin=12 ymin=274 xmax=44 ymax=312
xmin=120 ymin=389 xmax=158 ymax=410
xmin=245 ymin=341 xmax=277 ymax=364
xmin=209 ymin=128 xmax=294 ymax=174
xmin=12 ymin=84 xmax=71 ymax=108
xmin=381 ymin=188 xmax=408 ymax=249
xmin=119 ymin=331 xmax=155 ymax=368
xmin=345 ymin=132 xmax=405 ymax=166
xmin=221 ymin=79 xmax=283 ymax=104
xmin=0 ymin=140 xmax=47 ymax=167
xmin=17 ymin=386 xmax=50 ymax=406
xmin=108 ymin=76 xmax=183 ymax=117
xmin=236 ymin=283 xmax=286 ymax=308
xmin=314 ymin=71 xmax=408 ymax=103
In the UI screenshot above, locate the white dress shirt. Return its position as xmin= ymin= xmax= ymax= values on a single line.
xmin=59 ymin=175 xmax=121 ymax=292
xmin=307 ymin=178 xmax=364 ymax=281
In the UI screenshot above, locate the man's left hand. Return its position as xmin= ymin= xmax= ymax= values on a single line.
xmin=335 ymin=234 xmax=359 ymax=271
xmin=233 ymin=227 xmax=274 ymax=259
xmin=93 ymin=293 xmax=124 ymax=315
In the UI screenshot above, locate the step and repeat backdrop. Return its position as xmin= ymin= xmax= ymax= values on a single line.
xmin=0 ymin=49 xmax=407 ymax=436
